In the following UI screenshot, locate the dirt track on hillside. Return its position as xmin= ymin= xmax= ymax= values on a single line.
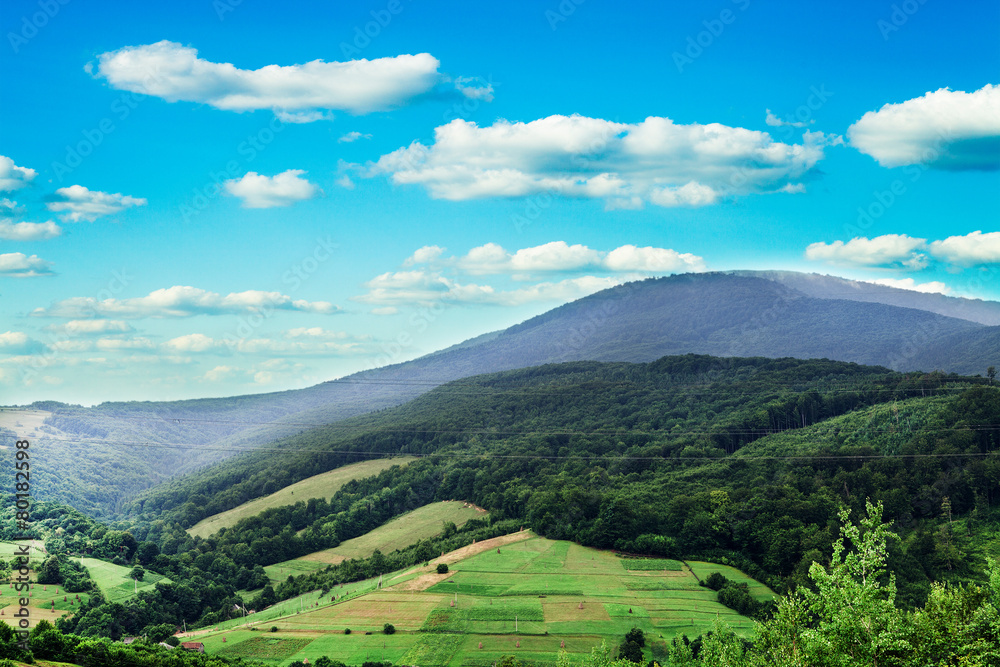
xmin=386 ymin=529 xmax=533 ymax=592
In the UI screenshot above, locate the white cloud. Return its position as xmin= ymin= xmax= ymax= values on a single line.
xmin=355 ymin=268 xmax=622 ymax=307
xmin=869 ymin=278 xmax=950 ymax=295
xmin=31 ymin=286 xmax=338 ymax=318
xmin=224 ymin=170 xmax=321 ymax=208
xmin=454 ymin=76 xmax=494 ymax=102
xmin=0 ymin=331 xmax=45 ymax=355
xmin=847 ymin=84 xmax=1000 ymax=170
xmin=94 ymin=41 xmax=442 ymax=116
xmin=365 ymin=114 xmax=831 ymax=207
xmin=338 ymin=131 xmax=372 ymax=143
xmin=336 ymin=175 xmax=355 ymax=190
xmin=45 ymin=185 xmax=146 ymax=222
xmin=203 ymin=365 xmax=248 ymax=382
xmin=0 ymin=220 xmax=61 ymax=240
xmin=163 ymin=333 xmax=218 ymax=353
xmin=164 ymin=329 xmax=366 ymax=356
xmin=765 ymin=109 xmax=812 ymax=128
xmin=451 ymin=241 xmax=706 ymax=275
xmin=604 ymin=245 xmax=707 ymax=272
xmin=0 ymin=156 xmax=36 ymax=191
xmin=275 ymin=109 xmax=334 ymax=124
xmin=804 ymin=235 xmax=928 ymax=268
xmin=371 ymin=306 xmax=398 ymax=316
xmin=0 ymin=252 xmax=54 ymax=277
xmin=928 ymin=230 xmax=1000 ymax=266
xmin=62 ymin=320 xmax=134 ymax=336
xmin=403 ymin=245 xmax=446 ymax=266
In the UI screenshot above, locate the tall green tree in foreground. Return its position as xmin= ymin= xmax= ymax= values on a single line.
xmin=566 ymin=501 xmax=999 ymax=667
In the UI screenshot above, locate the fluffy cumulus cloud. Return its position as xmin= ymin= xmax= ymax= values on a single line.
xmin=357 ymin=240 xmax=709 ymax=308
xmin=0 ymin=252 xmax=54 ymax=277
xmin=414 ymin=241 xmax=707 ymax=276
xmin=806 ymin=231 xmax=1000 ymax=270
xmin=31 ymin=286 xmax=338 ymax=318
xmin=0 ymin=331 xmax=46 ymax=355
xmin=804 ymin=234 xmax=928 ymax=268
xmin=0 ymin=156 xmax=36 ymax=191
xmin=0 ymin=220 xmax=61 ymax=240
xmin=224 ymin=170 xmax=321 ymax=208
xmin=365 ymin=114 xmax=831 ymax=207
xmin=61 ymin=320 xmax=134 ymax=336
xmin=848 ymin=84 xmax=1000 ymax=170
xmin=928 ymin=230 xmax=1000 ymax=266
xmin=869 ymin=278 xmax=950 ymax=295
xmin=164 ymin=328 xmax=366 ymax=356
xmin=93 ymin=41 xmax=442 ymax=117
xmin=356 ymin=270 xmax=621 ymax=307
xmin=45 ymin=185 xmax=146 ymax=222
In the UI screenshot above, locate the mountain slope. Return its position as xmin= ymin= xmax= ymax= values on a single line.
xmin=6 ymin=271 xmax=998 ymax=517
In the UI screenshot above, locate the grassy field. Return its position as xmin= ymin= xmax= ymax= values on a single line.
xmin=0 ymin=544 xmax=171 ymax=630
xmin=265 ymin=501 xmax=487 ymax=584
xmin=686 ymin=561 xmax=777 ymax=602
xmin=188 ymin=457 xmax=418 ymax=539
xmin=196 ymin=533 xmax=762 ymax=666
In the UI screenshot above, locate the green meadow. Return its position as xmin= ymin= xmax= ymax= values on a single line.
xmin=265 ymin=501 xmax=487 ymax=584
xmin=188 ymin=457 xmax=418 ymax=539
xmin=196 ymin=534 xmax=767 ymax=666
xmin=0 ymin=542 xmax=170 ymax=629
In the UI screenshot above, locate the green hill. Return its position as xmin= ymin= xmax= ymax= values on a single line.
xmin=188 ymin=457 xmax=418 ymax=539
xmin=197 ymin=534 xmax=764 ymax=667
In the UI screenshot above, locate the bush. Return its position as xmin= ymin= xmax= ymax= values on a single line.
xmin=270 ymin=626 xmax=278 ymax=633
xmin=705 ymin=572 xmax=729 ymax=591
xmin=383 ymin=623 xmax=395 ymax=635
xmin=164 ymin=636 xmax=180 ymax=647
xmin=437 ymin=563 xmax=449 ymax=574
xmin=344 ymin=628 xmax=352 ymax=635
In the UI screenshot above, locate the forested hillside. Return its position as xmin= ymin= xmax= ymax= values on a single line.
xmin=122 ymin=357 xmax=998 ymax=606
xmin=7 ymin=273 xmax=998 ymax=519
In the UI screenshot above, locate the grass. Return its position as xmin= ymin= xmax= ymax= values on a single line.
xmin=686 ymin=561 xmax=777 ymax=602
xmin=265 ymin=500 xmax=487 ymax=584
xmin=188 ymin=457 xmax=418 ymax=539
xmin=191 ymin=534 xmax=768 ymax=666
xmin=74 ymin=558 xmax=171 ymax=603
xmin=621 ymin=558 xmax=683 ymax=571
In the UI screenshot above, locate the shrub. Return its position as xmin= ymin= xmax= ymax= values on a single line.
xmin=344 ymin=628 xmax=352 ymax=635
xmin=437 ymin=563 xmax=449 ymax=574
xmin=270 ymin=626 xmax=278 ymax=633
xmin=705 ymin=572 xmax=729 ymax=591
xmin=383 ymin=623 xmax=395 ymax=635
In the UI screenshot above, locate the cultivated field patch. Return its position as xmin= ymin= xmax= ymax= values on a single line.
xmin=188 ymin=457 xmax=417 ymax=539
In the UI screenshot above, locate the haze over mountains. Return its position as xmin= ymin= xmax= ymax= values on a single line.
xmin=5 ymin=270 xmax=998 ymax=516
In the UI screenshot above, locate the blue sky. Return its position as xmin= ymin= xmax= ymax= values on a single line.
xmin=1 ymin=0 xmax=998 ymax=404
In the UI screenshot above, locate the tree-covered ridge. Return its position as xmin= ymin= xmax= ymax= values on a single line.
xmin=117 ymin=357 xmax=996 ymax=607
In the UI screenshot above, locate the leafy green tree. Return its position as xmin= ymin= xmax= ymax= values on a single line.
xmin=617 ymin=640 xmax=643 ymax=663
xmin=624 ymin=627 xmax=645 ymax=647
xmin=753 ymin=500 xmax=909 ymax=666
xmin=37 ymin=555 xmax=62 ymax=584
xmin=129 ymin=565 xmax=145 ymax=582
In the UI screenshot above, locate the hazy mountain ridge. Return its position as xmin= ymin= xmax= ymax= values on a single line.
xmin=5 ymin=271 xmax=998 ymax=517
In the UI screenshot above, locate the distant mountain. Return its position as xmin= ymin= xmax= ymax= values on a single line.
xmin=5 ymin=270 xmax=998 ymax=516
xmin=729 ymin=270 xmax=1000 ymax=325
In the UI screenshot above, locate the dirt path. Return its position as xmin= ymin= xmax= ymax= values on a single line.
xmin=386 ymin=529 xmax=534 ymax=592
